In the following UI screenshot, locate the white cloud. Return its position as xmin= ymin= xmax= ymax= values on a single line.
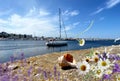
xmin=91 ymin=8 xmax=104 ymax=15
xmin=0 ymin=8 xmax=58 ymax=37
xmin=63 ymin=10 xmax=79 ymax=16
xmin=106 ymin=0 xmax=120 ymax=8
xmin=39 ymin=9 xmax=50 ymax=16
xmin=70 ymin=10 xmax=79 ymax=16
xmin=92 ymin=0 xmax=120 ymax=15
xmin=65 ymin=22 xmax=80 ymax=31
xmin=0 ymin=8 xmax=78 ymax=37
xmin=73 ymin=22 xmax=80 ymax=26
xmin=26 ymin=7 xmax=50 ymax=17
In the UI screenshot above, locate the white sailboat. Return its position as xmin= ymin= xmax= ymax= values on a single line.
xmin=46 ymin=8 xmax=67 ymax=47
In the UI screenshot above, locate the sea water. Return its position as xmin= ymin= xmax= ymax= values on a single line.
xmin=0 ymin=40 xmax=119 ymax=63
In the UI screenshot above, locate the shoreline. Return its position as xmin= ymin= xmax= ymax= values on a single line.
xmin=1 ymin=45 xmax=120 ymax=81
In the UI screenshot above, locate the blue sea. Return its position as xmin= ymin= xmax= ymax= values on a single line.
xmin=0 ymin=40 xmax=119 ymax=63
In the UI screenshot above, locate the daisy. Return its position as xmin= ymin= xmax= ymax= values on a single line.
xmin=94 ymin=67 xmax=104 ymax=78
xmin=98 ymin=59 xmax=111 ymax=70
xmin=116 ymin=75 xmax=120 ymax=81
xmin=83 ymin=56 xmax=91 ymax=63
xmin=105 ymin=69 xmax=112 ymax=75
xmin=90 ymin=65 xmax=96 ymax=71
xmin=117 ymin=53 xmax=120 ymax=56
xmin=93 ymin=50 xmax=100 ymax=56
xmin=79 ymin=39 xmax=85 ymax=46
xmin=92 ymin=55 xmax=99 ymax=63
xmin=77 ymin=61 xmax=90 ymax=75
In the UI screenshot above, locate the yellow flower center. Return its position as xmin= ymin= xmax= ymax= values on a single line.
xmin=96 ymin=70 xmax=101 ymax=75
xmin=101 ymin=61 xmax=107 ymax=66
xmin=86 ymin=58 xmax=89 ymax=62
xmin=107 ymin=70 xmax=112 ymax=74
xmin=79 ymin=40 xmax=83 ymax=44
xmin=94 ymin=57 xmax=99 ymax=63
xmin=95 ymin=52 xmax=99 ymax=55
xmin=80 ymin=65 xmax=86 ymax=71
xmin=118 ymin=77 xmax=120 ymax=80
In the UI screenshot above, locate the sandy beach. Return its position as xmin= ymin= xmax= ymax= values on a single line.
xmin=1 ymin=45 xmax=120 ymax=81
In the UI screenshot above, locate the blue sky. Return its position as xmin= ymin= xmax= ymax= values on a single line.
xmin=0 ymin=0 xmax=120 ymax=39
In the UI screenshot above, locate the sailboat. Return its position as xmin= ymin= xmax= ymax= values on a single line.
xmin=46 ymin=8 xmax=67 ymax=47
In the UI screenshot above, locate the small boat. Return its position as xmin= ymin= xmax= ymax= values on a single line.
xmin=46 ymin=41 xmax=67 ymax=47
xmin=46 ymin=8 xmax=67 ymax=47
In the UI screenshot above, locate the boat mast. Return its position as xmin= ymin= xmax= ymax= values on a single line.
xmin=62 ymin=17 xmax=67 ymax=39
xmin=59 ymin=8 xmax=61 ymax=39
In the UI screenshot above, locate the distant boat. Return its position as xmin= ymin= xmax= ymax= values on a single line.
xmin=46 ymin=40 xmax=67 ymax=47
xmin=46 ymin=8 xmax=67 ymax=47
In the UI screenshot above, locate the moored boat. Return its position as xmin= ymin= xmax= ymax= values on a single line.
xmin=46 ymin=8 xmax=68 ymax=47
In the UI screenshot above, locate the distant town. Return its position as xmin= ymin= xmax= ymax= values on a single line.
xmin=0 ymin=31 xmax=75 ymax=41
xmin=0 ymin=31 xmax=114 ymax=41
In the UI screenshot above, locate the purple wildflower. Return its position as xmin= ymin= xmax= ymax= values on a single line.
xmin=98 ymin=54 xmax=104 ymax=60
xmin=10 ymin=56 xmax=15 ymax=63
xmin=1 ymin=74 xmax=10 ymax=81
xmin=108 ymin=54 xmax=114 ymax=60
xmin=112 ymin=63 xmax=120 ymax=73
xmin=103 ymin=52 xmax=108 ymax=60
xmin=107 ymin=54 xmax=120 ymax=61
xmin=43 ymin=71 xmax=47 ymax=80
xmin=12 ymin=75 xmax=18 ymax=81
xmin=102 ymin=74 xmax=111 ymax=80
xmin=24 ymin=77 xmax=27 ymax=81
xmin=28 ymin=66 xmax=32 ymax=76
xmin=47 ymin=71 xmax=52 ymax=78
xmin=21 ymin=53 xmax=25 ymax=60
xmin=0 ymin=65 xmax=3 ymax=76
xmin=57 ymin=71 xmax=60 ymax=81
xmin=54 ymin=65 xmax=57 ymax=80
xmin=114 ymin=55 xmax=120 ymax=60
xmin=54 ymin=65 xmax=57 ymax=77
xmin=98 ymin=54 xmax=101 ymax=58
xmin=3 ymin=63 xmax=9 ymax=73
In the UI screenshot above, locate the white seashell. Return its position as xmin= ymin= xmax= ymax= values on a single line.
xmin=58 ymin=54 xmax=77 ymax=69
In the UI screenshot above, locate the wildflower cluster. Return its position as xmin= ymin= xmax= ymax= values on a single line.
xmin=0 ymin=53 xmax=68 ymax=81
xmin=76 ymin=48 xmax=120 ymax=81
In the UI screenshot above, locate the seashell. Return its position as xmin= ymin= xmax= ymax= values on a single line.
xmin=58 ymin=54 xmax=77 ymax=69
xmin=64 ymin=54 xmax=73 ymax=62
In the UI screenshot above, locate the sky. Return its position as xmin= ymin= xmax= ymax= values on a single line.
xmin=0 ymin=0 xmax=120 ymax=39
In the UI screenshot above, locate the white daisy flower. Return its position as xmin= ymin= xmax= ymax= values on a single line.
xmin=94 ymin=67 xmax=104 ymax=78
xmin=93 ymin=50 xmax=100 ymax=56
xmin=116 ymin=75 xmax=120 ymax=81
xmin=92 ymin=55 xmax=99 ymax=63
xmin=98 ymin=59 xmax=111 ymax=70
xmin=105 ymin=69 xmax=112 ymax=75
xmin=117 ymin=53 xmax=120 ymax=57
xmin=83 ymin=56 xmax=91 ymax=63
xmin=77 ymin=61 xmax=90 ymax=75
xmin=90 ymin=65 xmax=96 ymax=71
xmin=79 ymin=39 xmax=85 ymax=46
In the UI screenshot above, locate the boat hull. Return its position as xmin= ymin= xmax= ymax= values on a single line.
xmin=46 ymin=42 xmax=67 ymax=47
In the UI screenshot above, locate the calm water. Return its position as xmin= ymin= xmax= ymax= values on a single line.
xmin=0 ymin=40 xmax=119 ymax=63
